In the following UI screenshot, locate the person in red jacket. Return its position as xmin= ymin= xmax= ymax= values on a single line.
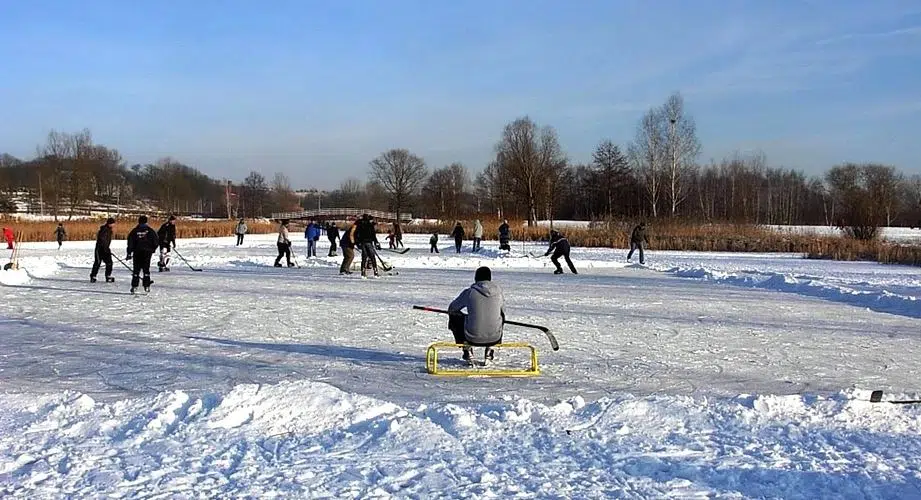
xmin=3 ymin=227 xmax=14 ymax=250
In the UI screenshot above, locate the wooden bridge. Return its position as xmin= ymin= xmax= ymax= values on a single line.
xmin=270 ymin=208 xmax=413 ymax=223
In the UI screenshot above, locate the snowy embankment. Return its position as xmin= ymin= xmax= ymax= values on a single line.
xmin=2 ymin=234 xmax=921 ymax=497
xmin=3 ymin=382 xmax=920 ymax=498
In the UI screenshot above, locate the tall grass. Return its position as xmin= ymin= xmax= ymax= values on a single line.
xmin=0 ymin=218 xmax=276 ymax=243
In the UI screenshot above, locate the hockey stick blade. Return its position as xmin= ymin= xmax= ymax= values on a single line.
xmin=870 ymin=390 xmax=921 ymax=404
xmin=172 ymin=248 xmax=203 ymax=272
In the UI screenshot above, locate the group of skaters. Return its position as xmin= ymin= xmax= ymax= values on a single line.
xmin=85 ymin=214 xmax=179 ymax=294
xmin=272 ymin=214 xmax=389 ymax=278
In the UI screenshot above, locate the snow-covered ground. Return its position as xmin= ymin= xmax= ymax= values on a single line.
xmin=1 ymin=234 xmax=920 ymax=498
xmin=765 ymin=224 xmax=921 ymax=244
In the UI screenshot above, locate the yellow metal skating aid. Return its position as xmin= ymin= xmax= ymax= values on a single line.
xmin=425 ymin=342 xmax=540 ymax=377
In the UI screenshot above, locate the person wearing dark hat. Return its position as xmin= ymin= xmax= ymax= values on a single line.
xmin=354 ymin=213 xmax=381 ymax=278
xmin=450 ymin=221 xmax=465 ymax=253
xmin=126 ymin=215 xmax=159 ymax=294
xmin=54 ymin=223 xmax=67 ymax=249
xmin=274 ymin=219 xmax=294 ymax=267
xmin=447 ymin=266 xmax=506 ymax=365
xmin=544 ymin=229 xmax=578 ymax=275
xmin=339 ymin=216 xmax=358 ymax=274
xmin=326 ymin=221 xmax=340 ymax=257
xmin=627 ymin=221 xmax=648 ymax=265
xmin=157 ymin=215 xmax=177 ymax=272
xmin=90 ymin=217 xmax=116 ymax=283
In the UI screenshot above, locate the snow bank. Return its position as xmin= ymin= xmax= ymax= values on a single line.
xmin=1 ymin=381 xmax=919 ymax=498
xmin=657 ymin=265 xmax=921 ymax=319
xmin=0 ymin=269 xmax=30 ymax=286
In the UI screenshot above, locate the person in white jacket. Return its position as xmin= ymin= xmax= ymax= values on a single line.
xmin=472 ymin=219 xmax=484 ymax=252
xmin=235 ymin=218 xmax=248 ymax=246
xmin=273 ymin=220 xmax=294 ymax=267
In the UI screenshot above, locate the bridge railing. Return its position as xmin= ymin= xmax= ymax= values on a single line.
xmin=270 ymin=208 xmax=413 ymax=222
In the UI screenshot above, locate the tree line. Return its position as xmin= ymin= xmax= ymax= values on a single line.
xmin=2 ymin=92 xmax=920 ymax=237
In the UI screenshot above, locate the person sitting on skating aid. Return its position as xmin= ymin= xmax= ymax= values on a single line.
xmin=544 ymin=230 xmax=578 ymax=274
xmin=447 ymin=266 xmax=506 ymax=364
xmin=157 ymin=215 xmax=177 ymax=272
xmin=90 ymin=217 xmax=116 ymax=283
xmin=127 ymin=215 xmax=159 ymax=294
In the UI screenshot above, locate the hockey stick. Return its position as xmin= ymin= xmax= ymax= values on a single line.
xmin=171 ymin=247 xmax=203 ymax=272
xmin=384 ymin=248 xmax=411 ymax=255
xmin=870 ymin=390 xmax=921 ymax=404
xmin=375 ymin=250 xmax=394 ymax=271
xmin=112 ymin=253 xmax=134 ymax=272
xmin=413 ymin=305 xmax=559 ymax=351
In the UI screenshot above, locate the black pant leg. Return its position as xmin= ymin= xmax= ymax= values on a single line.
xmin=564 ymin=251 xmax=577 ymax=273
xmin=551 ymin=251 xmax=563 ymax=271
xmin=102 ymin=250 xmax=113 ymax=277
xmin=131 ymin=255 xmax=142 ymax=288
xmin=448 ymin=313 xmax=467 ymax=344
xmin=91 ymin=250 xmax=102 ymax=278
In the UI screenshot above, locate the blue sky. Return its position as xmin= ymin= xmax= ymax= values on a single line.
xmin=1 ymin=0 xmax=920 ymax=189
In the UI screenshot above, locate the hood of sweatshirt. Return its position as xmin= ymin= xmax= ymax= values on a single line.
xmin=471 ymin=281 xmax=498 ymax=297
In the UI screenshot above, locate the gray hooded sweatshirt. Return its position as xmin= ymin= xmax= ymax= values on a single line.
xmin=448 ymin=280 xmax=505 ymax=344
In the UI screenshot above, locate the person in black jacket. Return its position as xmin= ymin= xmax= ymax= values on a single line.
xmin=157 ymin=215 xmax=177 ymax=272
xmin=339 ymin=217 xmax=357 ymax=274
xmin=326 ymin=222 xmax=340 ymax=257
xmin=544 ymin=230 xmax=578 ymax=274
xmin=355 ymin=214 xmax=381 ymax=278
xmin=627 ymin=222 xmax=648 ymax=265
xmin=450 ymin=221 xmax=465 ymax=253
xmin=90 ymin=218 xmax=116 ymax=283
xmin=127 ymin=215 xmax=159 ymax=293
xmin=498 ymin=219 xmax=511 ymax=251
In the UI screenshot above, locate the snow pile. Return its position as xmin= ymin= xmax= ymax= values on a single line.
xmin=1 ymin=381 xmax=919 ymax=498
xmin=653 ymin=265 xmax=921 ymax=318
xmin=0 ymin=269 xmax=30 ymax=286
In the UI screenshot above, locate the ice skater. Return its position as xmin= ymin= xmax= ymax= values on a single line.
xmin=274 ymin=219 xmax=294 ymax=267
xmin=157 ymin=215 xmax=177 ymax=272
xmin=339 ymin=218 xmax=357 ymax=274
xmin=627 ymin=222 xmax=648 ymax=265
xmin=235 ymin=218 xmax=248 ymax=246
xmin=544 ymin=230 xmax=578 ymax=274
xmin=54 ymin=223 xmax=66 ymax=249
xmin=327 ymin=221 xmax=340 ymax=257
xmin=305 ymin=219 xmax=321 ymax=258
xmin=451 ymin=221 xmax=465 ymax=253
xmin=430 ymin=232 xmax=439 ymax=253
xmin=90 ymin=218 xmax=116 ymax=283
xmin=498 ymin=219 xmax=511 ymax=251
xmin=447 ymin=266 xmax=506 ymax=365
xmin=355 ymin=214 xmax=381 ymax=278
xmin=472 ymin=219 xmax=483 ymax=251
xmin=126 ymin=215 xmax=158 ymax=294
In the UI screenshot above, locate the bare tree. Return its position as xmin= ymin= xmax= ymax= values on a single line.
xmin=271 ymin=172 xmax=299 ymax=212
xmin=661 ymin=93 xmax=701 ymax=216
xmin=592 ymin=140 xmax=631 ymax=218
xmin=368 ymin=149 xmax=428 ymax=219
xmin=495 ymin=117 xmax=566 ymax=226
xmin=628 ymin=108 xmax=664 ymax=218
xmin=242 ymin=171 xmax=268 ymax=217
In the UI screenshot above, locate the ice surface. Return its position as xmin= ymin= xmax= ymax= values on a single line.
xmin=1 ymin=233 xmax=920 ymax=498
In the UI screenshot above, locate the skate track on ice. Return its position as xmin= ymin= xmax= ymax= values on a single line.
xmin=2 ymin=234 xmax=919 ymax=404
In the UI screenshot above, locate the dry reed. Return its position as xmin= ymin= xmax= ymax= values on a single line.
xmin=0 ymin=218 xmax=275 ymax=243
